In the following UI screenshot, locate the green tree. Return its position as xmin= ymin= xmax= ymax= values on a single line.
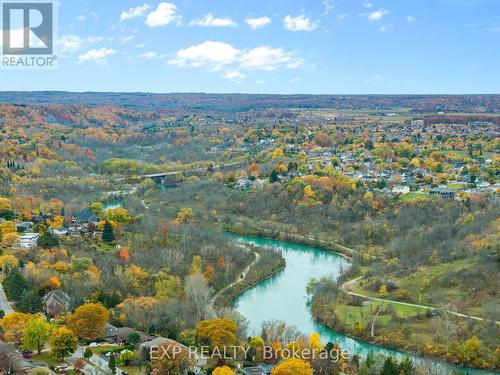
xmin=128 ymin=332 xmax=140 ymax=347
xmin=49 ymin=327 xmax=78 ymax=360
xmin=84 ymin=347 xmax=93 ymax=359
xmin=2 ymin=272 xmax=28 ymax=301
xmin=380 ymin=357 xmax=399 ymax=375
xmin=17 ymin=290 xmax=43 ymax=313
xmin=269 ymin=169 xmax=279 ymax=183
xmin=398 ymin=357 xmax=414 ymax=375
xmin=38 ymin=230 xmax=59 ymax=249
xmin=102 ymin=221 xmax=115 ymax=243
xmin=21 ymin=317 xmax=53 ymax=354
xmin=120 ymin=350 xmax=135 ymax=366
xmin=108 ymin=353 xmax=116 ymax=374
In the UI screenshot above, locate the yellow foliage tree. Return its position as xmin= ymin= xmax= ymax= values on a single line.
xmin=213 ymin=366 xmax=235 ymax=375
xmin=195 ymin=319 xmax=238 ymax=349
xmin=174 ymin=207 xmax=194 ymax=224
xmin=1 ymin=232 xmax=19 ymax=247
xmin=378 ymin=285 xmax=389 ymax=298
xmin=271 ymin=358 xmax=313 ymax=375
xmin=0 ymin=254 xmax=19 ymax=270
xmin=0 ymin=312 xmax=35 ymax=343
xmin=66 ymin=303 xmax=109 ymax=340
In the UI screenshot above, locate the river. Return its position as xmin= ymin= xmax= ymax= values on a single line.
xmin=231 ymin=234 xmax=495 ymax=375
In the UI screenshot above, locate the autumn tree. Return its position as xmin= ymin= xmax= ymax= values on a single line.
xmin=213 ymin=365 xmax=235 ymax=375
xmin=196 ymin=319 xmax=238 ymax=350
xmin=67 ymin=302 xmax=109 ymax=340
xmin=118 ymin=297 xmax=159 ymax=332
xmin=174 ymin=207 xmax=194 ymax=224
xmin=271 ymin=358 xmax=313 ymax=375
xmin=0 ymin=312 xmax=34 ymax=343
xmin=49 ymin=327 xmax=78 ymax=360
xmin=154 ymin=341 xmax=192 ymax=375
xmin=21 ymin=316 xmax=53 ymax=354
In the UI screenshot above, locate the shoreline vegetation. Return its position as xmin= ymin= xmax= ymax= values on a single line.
xmin=221 ymin=226 xmax=499 ymax=372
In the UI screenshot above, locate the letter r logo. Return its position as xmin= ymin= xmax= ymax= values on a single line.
xmin=2 ymin=2 xmax=53 ymax=55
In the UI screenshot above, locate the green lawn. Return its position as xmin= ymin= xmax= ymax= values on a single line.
xmin=399 ymin=191 xmax=429 ymax=202
xmin=96 ymin=242 xmax=118 ymax=253
xmin=441 ymin=149 xmax=469 ymax=158
xmin=89 ymin=344 xmax=125 ymax=354
xmin=446 ymin=183 xmax=465 ymax=190
xmin=31 ymin=352 xmax=64 ymax=367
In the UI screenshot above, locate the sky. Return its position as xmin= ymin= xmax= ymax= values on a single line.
xmin=1 ymin=0 xmax=500 ymax=94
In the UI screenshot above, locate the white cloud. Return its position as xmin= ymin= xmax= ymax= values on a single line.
xmin=190 ymin=13 xmax=237 ymax=27
xmin=337 ymin=14 xmax=348 ymax=20
xmin=284 ymin=15 xmax=318 ymax=32
xmin=368 ymin=9 xmax=388 ymax=22
xmin=363 ymin=2 xmax=373 ymax=8
xmin=77 ymin=15 xmax=87 ymax=22
xmin=169 ymin=40 xmax=303 ymax=80
xmin=146 ymin=2 xmax=181 ymax=27
xmin=120 ymin=35 xmax=135 ymax=43
xmin=240 ymin=46 xmax=300 ymax=71
xmin=121 ymin=4 xmax=150 ymax=21
xmin=138 ymin=51 xmax=166 ymax=59
xmin=169 ymin=41 xmax=240 ymax=68
xmin=224 ymin=70 xmax=246 ymax=82
xmin=56 ymin=35 xmax=103 ymax=54
xmin=245 ymin=16 xmax=271 ymax=30
xmin=406 ymin=16 xmax=416 ymax=23
xmin=78 ymin=48 xmax=116 ymax=63
xmin=321 ymin=0 xmax=334 ymax=16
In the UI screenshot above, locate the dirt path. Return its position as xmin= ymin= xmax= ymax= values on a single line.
xmin=209 ymin=244 xmax=260 ymax=311
xmin=340 ymin=276 xmax=496 ymax=323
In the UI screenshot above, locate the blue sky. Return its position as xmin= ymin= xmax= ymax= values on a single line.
xmin=1 ymin=0 xmax=500 ymax=94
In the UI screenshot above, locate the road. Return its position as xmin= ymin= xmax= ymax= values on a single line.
xmin=0 ymin=282 xmax=14 ymax=314
xmin=340 ymin=276 xmax=498 ymax=323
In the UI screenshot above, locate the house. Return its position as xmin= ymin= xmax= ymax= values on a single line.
xmin=16 ymin=222 xmax=33 ymax=233
xmin=429 ymin=187 xmax=456 ymax=199
xmin=392 ymin=185 xmax=410 ymax=195
xmin=71 ymin=209 xmax=99 ymax=223
xmin=102 ymin=323 xmax=153 ymax=344
xmin=18 ymin=233 xmax=39 ymax=248
xmin=42 ymin=290 xmax=71 ymax=317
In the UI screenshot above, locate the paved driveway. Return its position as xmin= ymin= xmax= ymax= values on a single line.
xmin=0 ymin=283 xmax=14 ymax=314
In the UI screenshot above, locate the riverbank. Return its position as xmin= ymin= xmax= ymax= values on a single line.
xmin=229 ymin=234 xmax=498 ymax=373
xmin=214 ymin=242 xmax=286 ymax=309
xmin=225 ymin=222 xmax=357 ymax=259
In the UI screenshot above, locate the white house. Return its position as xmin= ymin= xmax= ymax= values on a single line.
xmin=18 ymin=233 xmax=39 ymax=248
xmin=392 ymin=185 xmax=410 ymax=195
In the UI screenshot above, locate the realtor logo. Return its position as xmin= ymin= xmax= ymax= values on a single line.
xmin=2 ymin=2 xmax=53 ymax=55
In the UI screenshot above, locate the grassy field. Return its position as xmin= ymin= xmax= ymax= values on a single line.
xmin=334 ymin=300 xmax=425 ymax=330
xmin=442 ymin=149 xmax=469 ymax=158
xmin=31 ymin=352 xmax=64 ymax=367
xmin=399 ymin=191 xmax=429 ymax=202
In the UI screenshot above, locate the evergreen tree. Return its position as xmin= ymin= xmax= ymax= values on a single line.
xmin=380 ymin=357 xmax=399 ymax=375
xmin=84 ymin=347 xmax=93 ymax=360
xmin=17 ymin=290 xmax=43 ymax=313
xmin=2 ymin=272 xmax=28 ymax=301
xmin=399 ymin=357 xmax=414 ymax=375
xmin=108 ymin=353 xmax=116 ymax=374
xmin=102 ymin=221 xmax=115 ymax=243
xmin=38 ymin=230 xmax=59 ymax=248
xmin=269 ymin=169 xmax=279 ymax=183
